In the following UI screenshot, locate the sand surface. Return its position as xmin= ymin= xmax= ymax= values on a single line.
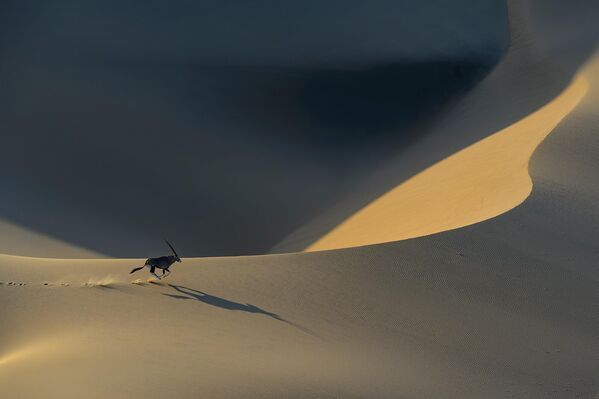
xmin=2 ymin=1 xmax=599 ymax=398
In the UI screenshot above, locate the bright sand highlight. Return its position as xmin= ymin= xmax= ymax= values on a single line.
xmin=306 ymin=76 xmax=589 ymax=252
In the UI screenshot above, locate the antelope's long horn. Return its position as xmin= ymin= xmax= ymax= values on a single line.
xmin=165 ymin=240 xmax=179 ymax=258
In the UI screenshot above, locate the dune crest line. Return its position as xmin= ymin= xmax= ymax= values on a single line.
xmin=306 ymin=75 xmax=589 ymax=252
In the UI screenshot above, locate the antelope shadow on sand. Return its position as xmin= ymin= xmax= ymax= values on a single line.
xmin=163 ymin=284 xmax=319 ymax=338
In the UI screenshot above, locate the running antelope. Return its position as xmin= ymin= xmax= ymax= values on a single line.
xmin=130 ymin=240 xmax=182 ymax=279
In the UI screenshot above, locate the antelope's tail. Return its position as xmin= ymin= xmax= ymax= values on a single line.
xmin=130 ymin=266 xmax=145 ymax=274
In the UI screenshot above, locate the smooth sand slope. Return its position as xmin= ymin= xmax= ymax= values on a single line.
xmin=2 ymin=1 xmax=599 ymax=398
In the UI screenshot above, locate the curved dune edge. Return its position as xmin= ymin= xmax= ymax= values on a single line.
xmin=306 ymin=75 xmax=589 ymax=252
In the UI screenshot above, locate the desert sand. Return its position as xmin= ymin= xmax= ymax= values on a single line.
xmin=1 ymin=1 xmax=599 ymax=398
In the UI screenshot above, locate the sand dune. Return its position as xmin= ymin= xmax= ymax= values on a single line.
xmin=273 ymin=0 xmax=579 ymax=254
xmin=0 ymin=219 xmax=101 ymax=258
xmin=0 ymin=2 xmax=505 ymax=258
xmin=307 ymin=75 xmax=588 ymax=251
xmin=2 ymin=0 xmax=599 ymax=398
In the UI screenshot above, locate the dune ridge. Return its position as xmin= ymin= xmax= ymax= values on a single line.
xmin=306 ymin=75 xmax=588 ymax=251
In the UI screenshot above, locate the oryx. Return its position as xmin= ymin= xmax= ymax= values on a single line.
xmin=130 ymin=240 xmax=182 ymax=280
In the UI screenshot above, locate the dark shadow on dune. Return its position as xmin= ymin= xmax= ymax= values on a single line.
xmin=94 ymin=285 xmax=116 ymax=290
xmin=143 ymin=61 xmax=490 ymax=147
xmin=164 ymin=284 xmax=281 ymax=316
xmin=296 ymin=62 xmax=488 ymax=144
xmin=0 ymin=59 xmax=493 ymax=258
xmin=0 ymin=0 xmax=509 ymax=259
xmin=163 ymin=284 xmax=320 ymax=338
xmin=2 ymin=1 xmax=596 ymax=258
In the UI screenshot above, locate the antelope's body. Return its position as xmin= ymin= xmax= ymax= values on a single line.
xmin=145 ymin=255 xmax=178 ymax=269
xmin=130 ymin=241 xmax=182 ymax=279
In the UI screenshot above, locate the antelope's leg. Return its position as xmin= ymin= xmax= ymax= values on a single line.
xmin=150 ymin=266 xmax=161 ymax=280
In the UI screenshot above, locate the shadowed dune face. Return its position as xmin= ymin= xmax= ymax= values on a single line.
xmin=0 ymin=1 xmax=508 ymax=68
xmin=0 ymin=62 xmax=492 ymax=258
xmin=0 ymin=1 xmax=507 ymax=257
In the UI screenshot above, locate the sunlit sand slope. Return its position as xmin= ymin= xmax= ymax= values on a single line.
xmin=0 ymin=246 xmax=595 ymax=399
xmin=1 ymin=238 xmax=598 ymax=398
xmin=307 ymin=76 xmax=588 ymax=251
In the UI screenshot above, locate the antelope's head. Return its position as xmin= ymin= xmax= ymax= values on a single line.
xmin=165 ymin=240 xmax=182 ymax=262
